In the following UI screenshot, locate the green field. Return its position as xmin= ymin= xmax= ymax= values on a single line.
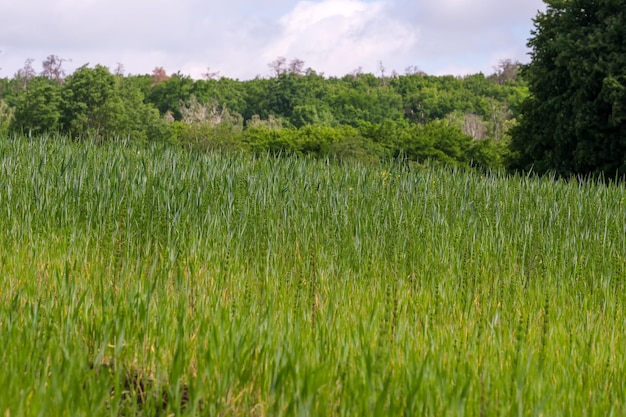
xmin=1 ymin=135 xmax=625 ymax=416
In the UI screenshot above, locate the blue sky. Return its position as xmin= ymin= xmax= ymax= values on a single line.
xmin=0 ymin=0 xmax=546 ymax=79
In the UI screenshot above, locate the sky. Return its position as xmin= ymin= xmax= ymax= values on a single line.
xmin=0 ymin=0 xmax=546 ymax=80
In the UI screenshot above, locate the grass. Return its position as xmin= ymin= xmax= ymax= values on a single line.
xmin=0 ymin=134 xmax=625 ymax=416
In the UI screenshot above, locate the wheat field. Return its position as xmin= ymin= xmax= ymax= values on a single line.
xmin=1 ymin=135 xmax=624 ymax=416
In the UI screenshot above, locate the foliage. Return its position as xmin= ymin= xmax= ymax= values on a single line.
xmin=170 ymin=95 xmax=244 ymax=152
xmin=0 ymin=98 xmax=14 ymax=135
xmin=329 ymin=78 xmax=404 ymax=126
xmin=115 ymin=76 xmax=171 ymax=142
xmin=509 ymin=0 xmax=626 ymax=177
xmin=0 ymin=58 xmax=529 ymax=168
xmin=11 ymin=77 xmax=61 ymax=134
xmin=241 ymin=123 xmax=381 ymax=161
xmin=148 ymin=72 xmax=195 ymax=120
xmin=60 ymin=65 xmax=126 ymax=139
xmin=57 ymin=65 xmax=168 ymax=141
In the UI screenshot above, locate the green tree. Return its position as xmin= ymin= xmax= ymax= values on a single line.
xmin=147 ymin=72 xmax=194 ymax=120
xmin=12 ymin=77 xmax=61 ymax=134
xmin=60 ymin=65 xmax=124 ymax=138
xmin=0 ymin=77 xmax=9 ymax=99
xmin=60 ymin=65 xmax=168 ymax=141
xmin=0 ymin=98 xmax=14 ymax=135
xmin=116 ymin=76 xmax=171 ymax=142
xmin=123 ymin=74 xmax=154 ymax=101
xmin=329 ymin=79 xmax=404 ymax=126
xmin=509 ymin=0 xmax=626 ymax=177
xmin=192 ymin=77 xmax=248 ymax=117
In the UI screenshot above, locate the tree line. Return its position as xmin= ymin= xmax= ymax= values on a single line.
xmin=0 ymin=57 xmax=525 ymax=169
xmin=0 ymin=53 xmax=515 ymax=170
xmin=3 ymin=2 xmax=624 ymax=176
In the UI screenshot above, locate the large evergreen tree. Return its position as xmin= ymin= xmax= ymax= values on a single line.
xmin=508 ymin=0 xmax=626 ymax=177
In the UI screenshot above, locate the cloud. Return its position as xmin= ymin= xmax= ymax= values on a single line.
xmin=259 ymin=0 xmax=418 ymax=76
xmin=0 ymin=0 xmax=545 ymax=80
xmin=393 ymin=0 xmax=545 ymax=74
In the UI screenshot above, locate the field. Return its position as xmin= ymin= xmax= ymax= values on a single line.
xmin=1 ymin=135 xmax=625 ymax=416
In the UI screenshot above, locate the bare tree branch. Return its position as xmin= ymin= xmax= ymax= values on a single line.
xmin=202 ymin=67 xmax=221 ymax=80
xmin=15 ymin=59 xmax=36 ymax=90
xmin=288 ymin=58 xmax=305 ymax=75
xmin=114 ymin=63 xmax=125 ymax=76
xmin=151 ymin=67 xmax=169 ymax=85
xmin=268 ymin=57 xmax=287 ymax=77
xmin=41 ymin=54 xmax=69 ymax=83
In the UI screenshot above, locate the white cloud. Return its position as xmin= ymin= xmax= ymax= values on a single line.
xmin=398 ymin=0 xmax=545 ymax=75
xmin=260 ymin=0 xmax=418 ymax=76
xmin=0 ymin=0 xmax=545 ymax=79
